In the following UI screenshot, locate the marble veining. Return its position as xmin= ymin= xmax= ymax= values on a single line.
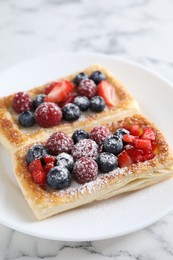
xmin=0 ymin=0 xmax=173 ymax=259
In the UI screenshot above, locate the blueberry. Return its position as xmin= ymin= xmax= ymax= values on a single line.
xmin=89 ymin=71 xmax=106 ymax=85
xmin=56 ymin=153 xmax=74 ymax=172
xmin=73 ymin=96 xmax=90 ymax=111
xmin=97 ymin=152 xmax=118 ymax=173
xmin=103 ymin=135 xmax=123 ymax=155
xmin=74 ymin=72 xmax=88 ymax=86
xmin=46 ymin=166 xmax=71 ymax=190
xmin=26 ymin=144 xmax=48 ymax=165
xmin=90 ymin=96 xmax=106 ymax=112
xmin=33 ymin=94 xmax=46 ymax=110
xmin=72 ymin=129 xmax=90 ymax=144
xmin=62 ymin=103 xmax=81 ymax=121
xmin=114 ymin=128 xmax=130 ymax=139
xmin=18 ymin=111 xmax=35 ymax=127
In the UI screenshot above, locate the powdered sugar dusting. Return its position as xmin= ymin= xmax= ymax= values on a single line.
xmin=71 ymin=139 xmax=99 ymax=160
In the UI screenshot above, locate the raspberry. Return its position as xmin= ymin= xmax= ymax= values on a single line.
xmin=78 ymin=79 xmax=97 ymax=99
xmin=35 ymin=102 xmax=62 ymax=128
xmin=46 ymin=131 xmax=74 ymax=155
xmin=32 ymin=170 xmax=46 ymax=185
xmin=90 ymin=126 xmax=112 ymax=145
xmin=73 ymin=157 xmax=98 ymax=184
xmin=71 ymin=139 xmax=98 ymax=160
xmin=12 ymin=92 xmax=32 ymax=113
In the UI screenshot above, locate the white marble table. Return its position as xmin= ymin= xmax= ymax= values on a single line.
xmin=1 ymin=0 xmax=173 ymax=259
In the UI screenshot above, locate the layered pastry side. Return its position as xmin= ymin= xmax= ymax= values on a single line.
xmin=0 ymin=64 xmax=139 ymax=153
xmin=13 ymin=114 xmax=173 ymax=220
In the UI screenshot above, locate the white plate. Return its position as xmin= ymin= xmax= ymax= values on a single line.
xmin=0 ymin=53 xmax=173 ymax=241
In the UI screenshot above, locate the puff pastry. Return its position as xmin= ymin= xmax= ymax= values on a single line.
xmin=0 ymin=64 xmax=139 ymax=154
xmin=13 ymin=114 xmax=173 ymax=220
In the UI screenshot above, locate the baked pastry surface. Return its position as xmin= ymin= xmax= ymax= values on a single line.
xmin=0 ymin=64 xmax=139 ymax=154
xmin=13 ymin=114 xmax=173 ymax=220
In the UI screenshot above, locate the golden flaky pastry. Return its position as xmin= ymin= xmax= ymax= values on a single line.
xmin=13 ymin=114 xmax=173 ymax=220
xmin=0 ymin=64 xmax=139 ymax=154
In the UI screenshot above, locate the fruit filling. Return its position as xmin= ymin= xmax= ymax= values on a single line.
xmin=26 ymin=123 xmax=158 ymax=189
xmin=11 ymin=70 xmax=117 ymax=128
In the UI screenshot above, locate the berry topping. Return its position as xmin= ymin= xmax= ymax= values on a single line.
xmin=134 ymin=138 xmax=152 ymax=154
xmin=90 ymin=126 xmax=111 ymax=145
xmin=97 ymin=152 xmax=118 ymax=173
xmin=45 ymin=82 xmax=58 ymax=95
xmin=90 ymin=96 xmax=106 ymax=112
xmin=32 ymin=170 xmax=46 ymax=185
xmin=126 ymin=148 xmax=143 ymax=163
xmin=43 ymin=163 xmax=55 ymax=174
xmin=12 ymin=92 xmax=32 ymax=113
xmin=89 ymin=71 xmax=106 ymax=85
xmin=33 ymin=94 xmax=46 ymax=110
xmin=45 ymin=80 xmax=74 ymax=103
xmin=46 ymin=131 xmax=74 ymax=155
xmin=43 ymin=155 xmax=56 ymax=164
xmin=18 ymin=111 xmax=35 ymax=127
xmin=26 ymin=145 xmax=48 ymax=165
xmin=141 ymin=127 xmax=156 ymax=141
xmin=74 ymin=72 xmax=88 ymax=86
xmin=28 ymin=158 xmax=43 ymax=173
xmin=78 ymin=79 xmax=97 ymax=99
xmin=73 ymin=96 xmax=90 ymax=111
xmin=118 ymin=150 xmax=132 ymax=168
xmin=72 ymin=129 xmax=90 ymax=144
xmin=59 ymin=92 xmax=78 ymax=107
xmin=103 ymin=136 xmax=123 ymax=155
xmin=35 ymin=102 xmax=62 ymax=128
xmin=73 ymin=157 xmax=98 ymax=184
xmin=98 ymin=80 xmax=117 ymax=107
xmin=71 ymin=139 xmax=98 ymax=160
xmin=114 ymin=128 xmax=130 ymax=139
xmin=123 ymin=134 xmax=136 ymax=144
xmin=46 ymin=166 xmax=71 ymax=190
xmin=62 ymin=103 xmax=81 ymax=121
xmin=130 ymin=124 xmax=140 ymax=136
xmin=56 ymin=153 xmax=74 ymax=172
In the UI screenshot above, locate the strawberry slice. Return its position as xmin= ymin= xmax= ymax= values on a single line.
xmin=45 ymin=82 xmax=58 ymax=95
xmin=43 ymin=163 xmax=55 ymax=174
xmin=130 ymin=124 xmax=140 ymax=136
xmin=28 ymin=159 xmax=43 ymax=173
xmin=98 ymin=80 xmax=117 ymax=107
xmin=126 ymin=148 xmax=143 ymax=163
xmin=43 ymin=155 xmax=56 ymax=164
xmin=45 ymin=80 xmax=74 ymax=103
xmin=123 ymin=134 xmax=137 ymax=144
xmin=141 ymin=153 xmax=155 ymax=162
xmin=32 ymin=170 xmax=46 ymax=185
xmin=118 ymin=150 xmax=132 ymax=168
xmin=134 ymin=138 xmax=152 ymax=154
xmin=59 ymin=92 xmax=78 ymax=107
xmin=141 ymin=127 xmax=155 ymax=141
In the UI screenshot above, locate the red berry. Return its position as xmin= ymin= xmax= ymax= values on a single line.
xmin=12 ymin=92 xmax=32 ymax=113
xmin=43 ymin=155 xmax=56 ymax=164
xmin=45 ymin=80 xmax=74 ymax=103
xmin=141 ymin=127 xmax=156 ymax=141
xmin=123 ymin=134 xmax=137 ymax=144
xmin=78 ymin=79 xmax=97 ymax=99
xmin=134 ymin=138 xmax=152 ymax=150
xmin=118 ymin=150 xmax=132 ymax=168
xmin=141 ymin=153 xmax=156 ymax=162
xmin=98 ymin=80 xmax=117 ymax=107
xmin=35 ymin=102 xmax=62 ymax=128
xmin=43 ymin=163 xmax=55 ymax=174
xmin=59 ymin=92 xmax=78 ymax=107
xmin=45 ymin=82 xmax=58 ymax=95
xmin=46 ymin=131 xmax=74 ymax=155
xmin=73 ymin=157 xmax=98 ymax=184
xmin=28 ymin=159 xmax=43 ymax=173
xmin=32 ymin=170 xmax=46 ymax=185
xmin=71 ymin=139 xmax=98 ymax=160
xmin=130 ymin=124 xmax=140 ymax=136
xmin=126 ymin=148 xmax=143 ymax=163
xmin=90 ymin=126 xmax=112 ymax=145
